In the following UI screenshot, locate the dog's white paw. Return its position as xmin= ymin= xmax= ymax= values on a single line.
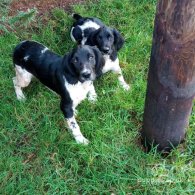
xmin=122 ymin=83 xmax=130 ymax=91
xmin=75 ymin=135 xmax=89 ymax=145
xmin=16 ymin=94 xmax=26 ymax=101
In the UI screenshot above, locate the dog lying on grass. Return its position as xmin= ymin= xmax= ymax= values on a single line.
xmin=13 ymin=40 xmax=105 ymax=144
xmin=70 ymin=13 xmax=130 ymax=90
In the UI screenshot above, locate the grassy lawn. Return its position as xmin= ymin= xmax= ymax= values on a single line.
xmin=0 ymin=0 xmax=194 ymax=194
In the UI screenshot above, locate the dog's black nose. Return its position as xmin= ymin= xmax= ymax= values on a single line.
xmin=102 ymin=47 xmax=110 ymax=53
xmin=82 ymin=72 xmax=91 ymax=79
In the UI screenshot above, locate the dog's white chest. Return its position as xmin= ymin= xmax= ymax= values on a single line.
xmin=65 ymin=79 xmax=92 ymax=107
xmin=102 ymin=56 xmax=119 ymax=73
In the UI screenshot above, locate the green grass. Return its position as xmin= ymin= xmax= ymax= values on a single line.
xmin=0 ymin=0 xmax=195 ymax=194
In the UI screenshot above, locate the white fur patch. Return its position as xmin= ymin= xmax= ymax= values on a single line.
xmin=81 ymin=37 xmax=88 ymax=45
xmin=102 ymin=56 xmax=120 ymax=73
xmin=79 ymin=20 xmax=100 ymax=31
xmin=80 ymin=20 xmax=100 ymax=45
xmin=64 ymin=77 xmax=97 ymax=144
xmin=41 ymin=47 xmax=48 ymax=54
xmin=71 ymin=20 xmax=101 ymax=44
xmin=67 ymin=116 xmax=89 ymax=145
xmin=70 ymin=27 xmax=76 ymax=42
xmin=87 ymin=84 xmax=97 ymax=102
xmin=64 ymin=76 xmax=93 ymax=107
xmin=15 ymin=65 xmax=33 ymax=86
xmin=21 ymin=40 xmax=27 ymax=44
xmin=102 ymin=56 xmax=130 ymax=90
xmin=24 ymin=55 xmax=30 ymax=61
xmin=13 ymin=65 xmax=33 ymax=100
xmin=62 ymin=62 xmax=97 ymax=145
xmin=13 ymin=77 xmax=26 ymax=100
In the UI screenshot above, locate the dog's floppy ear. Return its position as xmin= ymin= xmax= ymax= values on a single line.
xmin=72 ymin=26 xmax=83 ymax=44
xmin=62 ymin=49 xmax=79 ymax=84
xmin=92 ymin=46 xmax=105 ymax=78
xmin=113 ymin=29 xmax=125 ymax=51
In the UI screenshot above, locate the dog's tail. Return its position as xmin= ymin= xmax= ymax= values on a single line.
xmin=72 ymin=13 xmax=83 ymax=20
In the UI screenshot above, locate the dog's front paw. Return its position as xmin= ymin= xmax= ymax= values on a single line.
xmin=75 ymin=135 xmax=89 ymax=145
xmin=122 ymin=83 xmax=130 ymax=91
xmin=17 ymin=94 xmax=26 ymax=101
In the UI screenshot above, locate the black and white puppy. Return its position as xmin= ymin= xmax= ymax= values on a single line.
xmin=13 ymin=40 xmax=104 ymax=144
xmin=70 ymin=13 xmax=130 ymax=90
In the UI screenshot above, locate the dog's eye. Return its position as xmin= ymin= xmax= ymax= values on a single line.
xmin=98 ymin=36 xmax=102 ymax=40
xmin=73 ymin=58 xmax=78 ymax=63
xmin=107 ymin=35 xmax=112 ymax=40
xmin=89 ymin=55 xmax=94 ymax=60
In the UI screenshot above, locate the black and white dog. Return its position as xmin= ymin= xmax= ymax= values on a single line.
xmin=70 ymin=14 xmax=130 ymax=90
xmin=13 ymin=40 xmax=104 ymax=144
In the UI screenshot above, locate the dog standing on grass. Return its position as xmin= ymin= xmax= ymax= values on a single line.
xmin=13 ymin=40 xmax=105 ymax=144
xmin=70 ymin=13 xmax=130 ymax=90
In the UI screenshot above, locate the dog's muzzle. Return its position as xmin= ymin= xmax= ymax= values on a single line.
xmin=102 ymin=47 xmax=111 ymax=54
xmin=82 ymin=72 xmax=91 ymax=79
xmin=80 ymin=70 xmax=93 ymax=82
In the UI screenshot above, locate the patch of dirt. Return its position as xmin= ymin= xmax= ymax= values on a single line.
xmin=9 ymin=0 xmax=85 ymax=16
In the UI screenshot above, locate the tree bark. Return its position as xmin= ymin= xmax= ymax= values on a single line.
xmin=142 ymin=0 xmax=195 ymax=152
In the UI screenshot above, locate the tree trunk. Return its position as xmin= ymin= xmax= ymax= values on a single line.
xmin=142 ymin=0 xmax=195 ymax=152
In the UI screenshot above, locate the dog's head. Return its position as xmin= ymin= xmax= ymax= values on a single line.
xmin=65 ymin=45 xmax=104 ymax=84
xmin=89 ymin=26 xmax=124 ymax=55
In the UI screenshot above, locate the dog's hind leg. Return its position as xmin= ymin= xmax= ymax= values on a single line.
xmin=13 ymin=65 xmax=33 ymax=101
